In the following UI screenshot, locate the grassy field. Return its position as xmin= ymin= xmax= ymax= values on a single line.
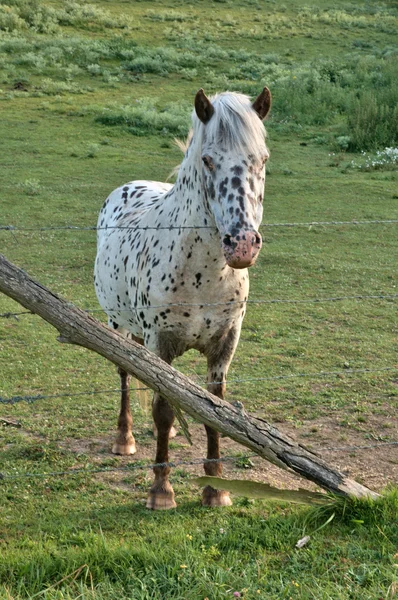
xmin=1 ymin=0 xmax=398 ymax=598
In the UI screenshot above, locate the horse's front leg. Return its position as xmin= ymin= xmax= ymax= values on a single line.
xmin=112 ymin=367 xmax=136 ymax=455
xmin=146 ymin=392 xmax=176 ymax=510
xmin=146 ymin=338 xmax=177 ymax=510
xmin=202 ymin=423 xmax=232 ymax=507
xmin=111 ymin=327 xmax=142 ymax=456
xmin=202 ymin=327 xmax=241 ymax=507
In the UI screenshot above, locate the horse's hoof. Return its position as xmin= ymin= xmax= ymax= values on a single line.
xmin=112 ymin=439 xmax=136 ymax=455
xmin=146 ymin=490 xmax=177 ymax=510
xmin=202 ymin=486 xmax=232 ymax=507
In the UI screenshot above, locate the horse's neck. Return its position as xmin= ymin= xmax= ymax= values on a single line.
xmin=158 ymin=155 xmax=225 ymax=269
xmin=166 ymin=148 xmax=212 ymax=228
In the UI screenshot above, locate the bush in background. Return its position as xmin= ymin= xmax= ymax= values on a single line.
xmin=95 ymin=98 xmax=191 ymax=137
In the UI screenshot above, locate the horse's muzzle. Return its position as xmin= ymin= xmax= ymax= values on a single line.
xmin=222 ymin=231 xmax=262 ymax=269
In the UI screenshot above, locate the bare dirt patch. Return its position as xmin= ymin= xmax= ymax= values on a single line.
xmin=62 ymin=408 xmax=398 ymax=497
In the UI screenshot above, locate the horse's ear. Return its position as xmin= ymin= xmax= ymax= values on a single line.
xmin=252 ymin=87 xmax=272 ymax=120
xmin=195 ymin=89 xmax=214 ymax=124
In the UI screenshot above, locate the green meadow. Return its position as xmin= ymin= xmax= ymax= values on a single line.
xmin=0 ymin=0 xmax=397 ymax=598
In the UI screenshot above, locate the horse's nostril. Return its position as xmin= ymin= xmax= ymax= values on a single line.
xmin=223 ymin=234 xmax=232 ymax=247
xmin=255 ymin=235 xmax=261 ymax=245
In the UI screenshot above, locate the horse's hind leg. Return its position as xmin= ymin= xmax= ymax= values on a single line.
xmin=111 ymin=325 xmax=142 ymax=456
xmin=202 ymin=327 xmax=241 ymax=507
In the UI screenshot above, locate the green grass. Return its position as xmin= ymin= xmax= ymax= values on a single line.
xmin=0 ymin=461 xmax=397 ymax=600
xmin=1 ymin=0 xmax=398 ymax=598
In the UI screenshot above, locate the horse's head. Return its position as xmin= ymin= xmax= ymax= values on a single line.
xmin=195 ymin=88 xmax=271 ymax=269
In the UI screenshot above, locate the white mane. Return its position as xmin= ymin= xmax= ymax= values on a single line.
xmin=193 ymin=91 xmax=267 ymax=159
xmin=172 ymin=92 xmax=268 ymax=180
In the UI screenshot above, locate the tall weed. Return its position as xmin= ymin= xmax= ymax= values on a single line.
xmin=347 ymin=89 xmax=398 ymax=151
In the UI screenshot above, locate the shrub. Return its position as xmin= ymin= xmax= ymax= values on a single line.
xmin=0 ymin=36 xmax=32 ymax=54
xmin=13 ymin=50 xmax=46 ymax=68
xmin=123 ymin=47 xmax=200 ymax=76
xmin=95 ymin=98 xmax=191 ymax=137
xmin=18 ymin=178 xmax=41 ymax=195
xmin=0 ymin=0 xmax=58 ymax=33
xmin=37 ymin=78 xmax=87 ymax=95
xmin=0 ymin=5 xmax=27 ymax=31
xmin=347 ymin=88 xmax=398 ymax=151
xmin=85 ymin=143 xmax=100 ymax=158
xmin=348 ymin=92 xmax=398 ymax=152
xmin=125 ymin=55 xmax=169 ymax=75
xmin=144 ymin=10 xmax=193 ymax=22
xmin=335 ymin=135 xmax=350 ymax=150
xmin=0 ymin=0 xmax=133 ymax=33
xmin=55 ymin=2 xmax=132 ymax=30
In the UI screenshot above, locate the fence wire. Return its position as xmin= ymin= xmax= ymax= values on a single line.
xmin=1 ymin=219 xmax=398 ymax=233
xmin=1 ymin=292 xmax=397 ymax=320
xmin=1 ymin=366 xmax=397 ymax=406
xmin=1 ymin=441 xmax=397 ymax=482
xmin=0 ymin=310 xmax=33 ymax=318
xmin=0 ymin=386 xmax=146 ymax=405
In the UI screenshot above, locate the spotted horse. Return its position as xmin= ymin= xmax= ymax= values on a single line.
xmin=94 ymin=87 xmax=271 ymax=509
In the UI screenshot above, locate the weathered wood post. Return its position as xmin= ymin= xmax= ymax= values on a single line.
xmin=0 ymin=254 xmax=379 ymax=499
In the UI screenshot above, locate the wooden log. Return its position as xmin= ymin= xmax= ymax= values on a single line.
xmin=0 ymin=253 xmax=379 ymax=499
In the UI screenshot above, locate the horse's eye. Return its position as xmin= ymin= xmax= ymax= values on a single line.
xmin=202 ymin=155 xmax=214 ymax=170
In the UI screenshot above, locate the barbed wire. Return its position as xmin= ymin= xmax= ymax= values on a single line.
xmin=0 ymin=310 xmax=33 ymax=318
xmin=1 ymin=441 xmax=397 ymax=482
xmin=1 ymin=219 xmax=398 ymax=233
xmin=219 ymin=367 xmax=397 ymax=385
xmin=84 ymin=294 xmax=398 ymax=314
xmin=1 ymin=292 xmax=397 ymax=320
xmin=0 ymin=386 xmax=147 ymax=405
xmin=269 ymin=219 xmax=398 ymax=228
xmin=1 ymin=366 xmax=396 ymax=406
xmin=323 ymin=441 xmax=398 ymax=452
xmin=0 ymin=455 xmax=256 ymax=481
